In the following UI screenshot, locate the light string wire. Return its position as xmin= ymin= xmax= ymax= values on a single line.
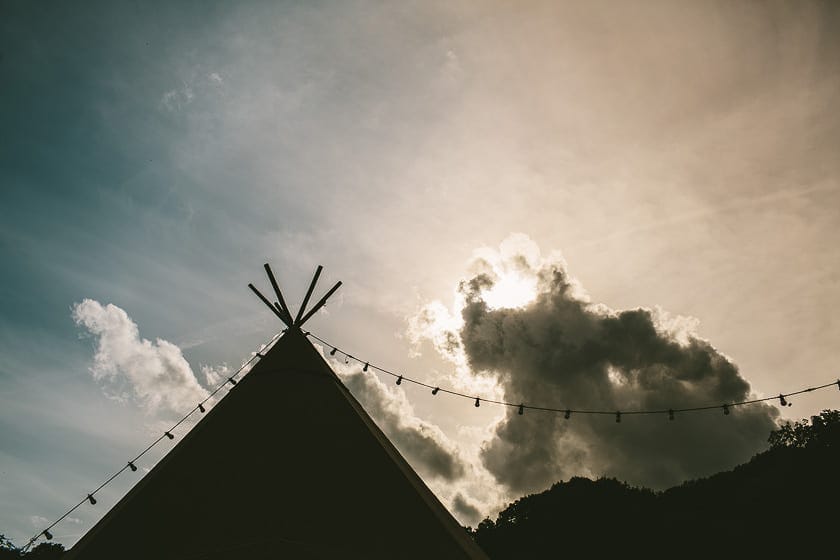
xmin=18 ymin=328 xmax=839 ymax=551
xmin=19 ymin=331 xmax=286 ymax=553
xmin=306 ymin=332 xmax=840 ymax=417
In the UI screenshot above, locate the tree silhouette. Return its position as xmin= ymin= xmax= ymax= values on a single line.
xmin=0 ymin=536 xmax=63 ymax=560
xmin=471 ymin=410 xmax=840 ymax=558
xmin=0 ymin=535 xmax=19 ymax=560
xmin=21 ymin=544 xmax=64 ymax=560
xmin=768 ymin=409 xmax=840 ymax=449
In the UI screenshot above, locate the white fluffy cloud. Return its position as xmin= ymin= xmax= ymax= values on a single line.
xmin=72 ymin=299 xmax=209 ymax=415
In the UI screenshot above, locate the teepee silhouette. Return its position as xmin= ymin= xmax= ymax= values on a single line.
xmin=64 ymin=264 xmax=487 ymax=559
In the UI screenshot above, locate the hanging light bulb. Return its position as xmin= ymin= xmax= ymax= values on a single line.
xmin=363 ymin=362 xmax=369 ymax=372
xmin=165 ymin=431 xmax=174 ymax=440
xmin=198 ymin=403 xmax=206 ymax=413
xmin=344 ymin=355 xmax=349 ymax=364
xmin=836 ymin=379 xmax=840 ymax=390
xmin=43 ymin=530 xmax=53 ymax=541
xmin=615 ymin=411 xmax=621 ymax=423
xmin=128 ymin=461 xmax=137 ymax=472
xmin=779 ymin=394 xmax=788 ymax=407
xmin=474 ymin=397 xmax=480 ymax=408
xmin=228 ymin=377 xmax=237 ymax=386
xmin=722 ymin=404 xmax=730 ymax=415
xmin=564 ymin=409 xmax=571 ymax=420
xmin=668 ymin=409 xmax=675 ymax=421
xmin=87 ymin=494 xmax=97 ymax=505
xmin=330 ymin=347 xmax=337 ymax=356
xmin=518 ymin=404 xmax=524 ymax=415
xmin=432 ymin=387 xmax=439 ymax=395
xmin=396 ymin=375 xmax=403 ymax=385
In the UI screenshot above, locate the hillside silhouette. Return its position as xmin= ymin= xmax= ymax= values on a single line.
xmin=470 ymin=410 xmax=840 ymax=558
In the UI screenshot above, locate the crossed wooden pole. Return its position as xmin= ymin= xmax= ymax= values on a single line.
xmin=248 ymin=263 xmax=342 ymax=329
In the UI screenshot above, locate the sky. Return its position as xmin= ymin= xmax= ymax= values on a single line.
xmin=2 ymin=0 xmax=839 ymax=549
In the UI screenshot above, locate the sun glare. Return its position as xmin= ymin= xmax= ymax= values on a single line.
xmin=482 ymin=272 xmax=538 ymax=310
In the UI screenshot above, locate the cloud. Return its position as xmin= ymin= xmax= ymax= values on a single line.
xmin=200 ymin=364 xmax=229 ymax=388
xmin=29 ymin=515 xmax=48 ymax=527
xmin=451 ymin=493 xmax=481 ymax=523
xmin=415 ymin=234 xmax=779 ymax=495
xmin=161 ymin=70 xmax=225 ymax=111
xmin=314 ymin=344 xmax=507 ymax=525
xmin=336 ymin=365 xmax=467 ymax=482
xmin=407 ymin=300 xmax=464 ymax=361
xmin=161 ymin=86 xmax=194 ymax=111
xmin=72 ymin=299 xmax=209 ymax=415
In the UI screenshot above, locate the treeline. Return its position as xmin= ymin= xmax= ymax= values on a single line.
xmin=0 ymin=537 xmax=63 ymax=560
xmin=470 ymin=410 xmax=840 ymax=558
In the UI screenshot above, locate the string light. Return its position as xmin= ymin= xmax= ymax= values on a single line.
xmin=20 ymin=330 xmax=285 ymax=553
xmin=20 ymin=326 xmax=840 ymax=553
xmin=35 ymin=267 xmax=814 ymax=549
xmin=307 ymin=331 xmax=839 ymax=421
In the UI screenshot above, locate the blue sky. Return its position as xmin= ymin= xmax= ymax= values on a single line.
xmin=2 ymin=0 xmax=839 ymax=549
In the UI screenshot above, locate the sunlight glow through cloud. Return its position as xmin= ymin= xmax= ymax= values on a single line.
xmin=2 ymin=1 xmax=839 ymax=549
xmin=482 ymin=273 xmax=538 ymax=310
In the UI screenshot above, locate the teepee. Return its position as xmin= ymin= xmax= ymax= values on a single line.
xmin=64 ymin=264 xmax=487 ymax=559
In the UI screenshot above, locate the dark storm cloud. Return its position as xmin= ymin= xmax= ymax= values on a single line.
xmin=459 ymin=263 xmax=779 ymax=494
xmin=340 ymin=370 xmax=467 ymax=482
xmin=451 ymin=493 xmax=482 ymax=524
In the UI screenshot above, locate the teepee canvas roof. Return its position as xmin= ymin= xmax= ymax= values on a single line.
xmin=64 ymin=266 xmax=487 ymax=559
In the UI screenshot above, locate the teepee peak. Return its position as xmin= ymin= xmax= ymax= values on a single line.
xmin=63 ymin=262 xmax=487 ymax=559
xmin=248 ymin=263 xmax=342 ymax=331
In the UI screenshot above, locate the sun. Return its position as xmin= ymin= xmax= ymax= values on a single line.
xmin=482 ymin=271 xmax=538 ymax=310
